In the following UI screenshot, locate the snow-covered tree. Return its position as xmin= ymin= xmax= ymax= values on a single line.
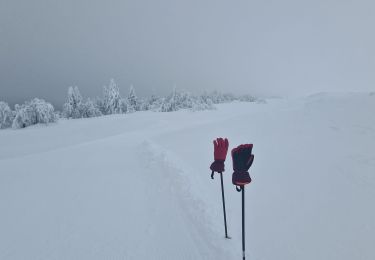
xmin=222 ymin=92 xmax=236 ymax=102
xmin=160 ymin=98 xmax=172 ymax=112
xmin=205 ymin=91 xmax=238 ymax=104
xmin=33 ymin=99 xmax=58 ymax=123
xmin=62 ymin=86 xmax=83 ymax=119
xmin=80 ymin=98 xmax=102 ymax=118
xmin=127 ymin=85 xmax=138 ymax=113
xmin=169 ymin=87 xmax=180 ymax=111
xmin=238 ymin=94 xmax=256 ymax=102
xmin=160 ymin=88 xmax=181 ymax=112
xmin=191 ymin=96 xmax=215 ymax=111
xmin=178 ymin=91 xmax=194 ymax=109
xmin=103 ymin=79 xmax=122 ymax=114
xmin=137 ymin=97 xmax=148 ymax=111
xmin=12 ymin=104 xmax=34 ymax=129
xmin=208 ymin=91 xmax=223 ymax=104
xmin=94 ymin=97 xmax=105 ymax=115
xmin=12 ymin=98 xmax=57 ymax=129
xmin=160 ymin=88 xmax=197 ymax=112
xmin=0 ymin=101 xmax=14 ymax=129
xmin=119 ymin=98 xmax=128 ymax=114
xmin=146 ymin=95 xmax=163 ymax=111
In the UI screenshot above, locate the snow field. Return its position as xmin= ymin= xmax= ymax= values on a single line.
xmin=1 ymin=92 xmax=374 ymax=259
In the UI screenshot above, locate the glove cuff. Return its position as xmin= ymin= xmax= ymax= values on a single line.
xmin=232 ymin=171 xmax=251 ymax=186
xmin=210 ymin=160 xmax=225 ymax=173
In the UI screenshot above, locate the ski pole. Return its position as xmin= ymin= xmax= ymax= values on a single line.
xmin=241 ymin=186 xmax=246 ymax=260
xmin=212 ymin=171 xmax=230 ymax=239
xmin=235 ymin=185 xmax=246 ymax=260
xmin=220 ymin=172 xmax=229 ymax=239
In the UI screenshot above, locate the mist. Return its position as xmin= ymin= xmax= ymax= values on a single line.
xmin=1 ymin=0 xmax=374 ymax=108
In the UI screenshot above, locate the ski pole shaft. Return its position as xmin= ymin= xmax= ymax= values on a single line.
xmin=220 ymin=172 xmax=229 ymax=238
xmin=242 ymin=186 xmax=245 ymax=260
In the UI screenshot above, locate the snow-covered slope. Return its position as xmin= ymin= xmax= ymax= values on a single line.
xmin=1 ymin=92 xmax=374 ymax=260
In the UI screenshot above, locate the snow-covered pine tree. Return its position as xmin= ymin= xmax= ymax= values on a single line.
xmin=148 ymin=95 xmax=163 ymax=111
xmin=170 ymin=87 xmax=179 ymax=111
xmin=103 ymin=79 xmax=122 ymax=115
xmin=160 ymin=87 xmax=180 ymax=112
xmin=178 ymin=91 xmax=193 ymax=109
xmin=137 ymin=97 xmax=148 ymax=111
xmin=62 ymin=86 xmax=83 ymax=118
xmin=94 ymin=97 xmax=105 ymax=115
xmin=201 ymin=90 xmax=209 ymax=102
xmin=119 ymin=98 xmax=128 ymax=114
xmin=0 ymin=101 xmax=15 ymax=129
xmin=160 ymin=97 xmax=171 ymax=112
xmin=209 ymin=90 xmax=222 ymax=104
xmin=127 ymin=85 xmax=138 ymax=113
xmin=191 ymin=94 xmax=215 ymax=111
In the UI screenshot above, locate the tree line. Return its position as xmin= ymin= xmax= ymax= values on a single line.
xmin=0 ymin=79 xmax=257 ymax=129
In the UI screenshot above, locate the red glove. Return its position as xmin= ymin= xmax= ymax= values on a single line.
xmin=232 ymin=144 xmax=254 ymax=186
xmin=210 ymin=138 xmax=229 ymax=176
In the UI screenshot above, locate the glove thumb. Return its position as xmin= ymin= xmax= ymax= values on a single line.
xmin=246 ymin=154 xmax=254 ymax=169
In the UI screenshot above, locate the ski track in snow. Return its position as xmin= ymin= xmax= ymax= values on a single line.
xmin=1 ymin=92 xmax=375 ymax=259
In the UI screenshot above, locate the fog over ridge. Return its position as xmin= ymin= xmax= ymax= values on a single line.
xmin=1 ymin=0 xmax=374 ymax=108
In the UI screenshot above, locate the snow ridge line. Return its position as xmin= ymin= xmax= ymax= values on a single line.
xmin=0 ymin=107 xmax=236 ymax=161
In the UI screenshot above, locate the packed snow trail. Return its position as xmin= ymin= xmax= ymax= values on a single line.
xmin=1 ymin=92 xmax=375 ymax=259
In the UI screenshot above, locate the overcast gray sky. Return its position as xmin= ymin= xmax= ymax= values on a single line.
xmin=1 ymin=0 xmax=374 ymax=107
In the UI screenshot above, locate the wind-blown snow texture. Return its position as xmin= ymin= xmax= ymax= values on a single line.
xmin=0 ymin=92 xmax=374 ymax=259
